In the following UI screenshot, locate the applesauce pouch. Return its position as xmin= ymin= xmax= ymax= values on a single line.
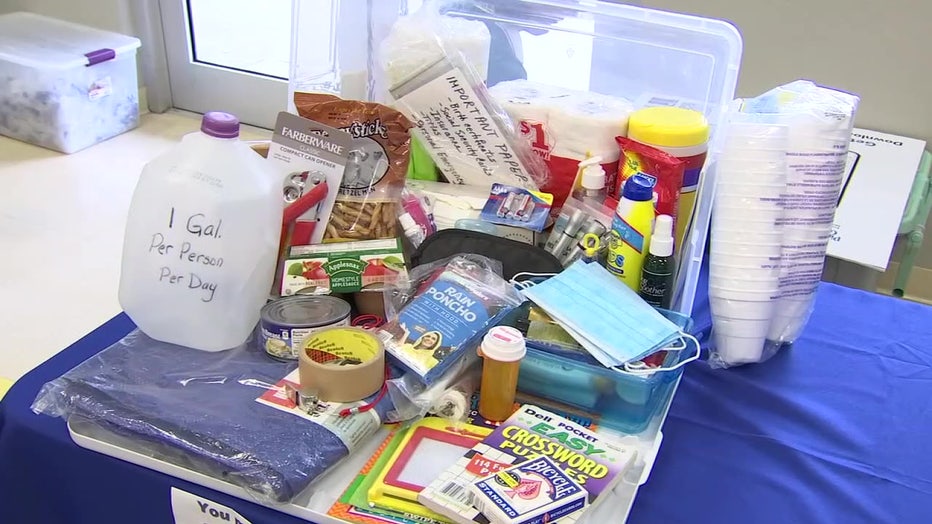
xmin=281 ymin=238 xmax=407 ymax=295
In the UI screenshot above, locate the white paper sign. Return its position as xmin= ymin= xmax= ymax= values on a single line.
xmin=829 ymin=128 xmax=927 ymax=270
xmin=171 ymin=487 xmax=252 ymax=524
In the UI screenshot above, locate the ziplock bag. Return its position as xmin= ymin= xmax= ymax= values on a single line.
xmin=377 ymin=254 xmax=524 ymax=384
xmin=519 ymin=260 xmax=687 ymax=368
xmin=545 ymin=196 xmax=615 ymax=267
xmin=32 ymin=329 xmax=399 ymax=503
xmin=379 ymin=4 xmax=548 ymax=190
xmin=385 ymin=354 xmax=480 ymax=422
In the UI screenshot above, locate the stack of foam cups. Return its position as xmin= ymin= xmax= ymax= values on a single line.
xmin=767 ymin=113 xmax=854 ymax=347
xmin=709 ymin=122 xmax=789 ymax=364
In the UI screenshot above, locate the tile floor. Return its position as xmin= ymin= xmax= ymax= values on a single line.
xmin=0 ymin=111 xmax=268 ymax=382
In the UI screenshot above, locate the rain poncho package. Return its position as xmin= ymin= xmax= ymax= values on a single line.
xmin=31 ymin=329 xmax=399 ymax=503
xmin=377 ymin=254 xmax=525 ymax=385
xmin=708 ymin=80 xmax=859 ymax=368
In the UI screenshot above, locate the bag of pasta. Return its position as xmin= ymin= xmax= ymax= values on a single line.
xmin=294 ymin=93 xmax=412 ymax=242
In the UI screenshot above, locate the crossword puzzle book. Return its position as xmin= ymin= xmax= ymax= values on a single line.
xmin=417 ymin=405 xmax=636 ymax=524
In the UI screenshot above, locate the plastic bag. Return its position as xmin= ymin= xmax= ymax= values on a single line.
xmin=385 ymin=354 xmax=480 ymax=423
xmin=396 ymin=187 xmax=435 ymax=249
xmin=378 ymin=4 xmax=549 ymax=191
xmin=379 ymin=6 xmax=492 ymax=88
xmin=490 ymin=79 xmax=634 ymax=214
xmin=32 ymin=329 xmax=398 ymax=503
xmin=708 ymin=81 xmax=859 ymax=368
xmin=293 ymin=93 xmax=412 ymax=242
xmin=545 ymin=197 xmax=615 ymax=267
xmin=377 ymin=254 xmax=524 ymax=385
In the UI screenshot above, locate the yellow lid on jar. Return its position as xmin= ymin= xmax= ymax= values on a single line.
xmin=628 ymin=107 xmax=710 ymax=148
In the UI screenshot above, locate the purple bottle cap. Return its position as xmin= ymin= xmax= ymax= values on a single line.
xmin=201 ymin=112 xmax=240 ymax=139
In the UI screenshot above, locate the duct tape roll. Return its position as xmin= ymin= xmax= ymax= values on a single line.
xmin=298 ymin=326 xmax=385 ymax=402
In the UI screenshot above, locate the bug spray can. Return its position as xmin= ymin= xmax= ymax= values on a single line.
xmin=478 ymin=326 xmax=526 ymax=422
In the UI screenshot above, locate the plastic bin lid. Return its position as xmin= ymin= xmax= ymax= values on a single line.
xmin=0 ymin=12 xmax=141 ymax=69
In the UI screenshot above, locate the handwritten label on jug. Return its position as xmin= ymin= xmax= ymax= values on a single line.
xmin=147 ymin=207 xmax=224 ymax=302
xmin=170 ymin=487 xmax=252 ymax=524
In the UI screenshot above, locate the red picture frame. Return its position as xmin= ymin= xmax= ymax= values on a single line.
xmin=382 ymin=426 xmax=481 ymax=495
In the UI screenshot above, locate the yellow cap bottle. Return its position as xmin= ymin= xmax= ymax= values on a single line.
xmin=627 ymin=107 xmax=709 ymax=252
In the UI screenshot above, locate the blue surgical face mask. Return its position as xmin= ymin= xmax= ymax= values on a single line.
xmin=519 ymin=261 xmax=683 ymax=367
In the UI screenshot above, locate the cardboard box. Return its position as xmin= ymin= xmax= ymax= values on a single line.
xmin=469 ymin=456 xmax=588 ymax=524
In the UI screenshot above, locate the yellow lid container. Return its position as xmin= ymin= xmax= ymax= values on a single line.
xmin=628 ymin=107 xmax=710 ymax=149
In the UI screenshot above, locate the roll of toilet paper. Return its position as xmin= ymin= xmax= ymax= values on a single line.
xmin=499 ymin=99 xmax=550 ymax=135
xmin=490 ymin=79 xmax=571 ymax=105
xmin=490 ymin=80 xmax=566 ymax=136
xmin=489 ymin=81 xmax=633 ymax=211
xmin=548 ymin=92 xmax=634 ymax=162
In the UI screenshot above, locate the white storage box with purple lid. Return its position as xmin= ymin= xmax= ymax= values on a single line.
xmin=0 ymin=12 xmax=141 ymax=153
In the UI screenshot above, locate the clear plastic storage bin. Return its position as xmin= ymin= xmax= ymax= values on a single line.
xmin=0 ymin=12 xmax=141 ymax=153
xmin=297 ymin=0 xmax=742 ymax=315
xmin=519 ymin=310 xmax=696 ymax=434
xmin=58 ymin=3 xmax=743 ymax=524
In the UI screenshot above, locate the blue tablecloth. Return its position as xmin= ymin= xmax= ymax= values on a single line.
xmin=3 ymin=275 xmax=932 ymax=523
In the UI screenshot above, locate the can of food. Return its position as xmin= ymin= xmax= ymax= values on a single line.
xmin=260 ymin=296 xmax=352 ymax=360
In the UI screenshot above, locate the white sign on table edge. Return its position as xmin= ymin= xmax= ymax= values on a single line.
xmin=171 ymin=487 xmax=253 ymax=524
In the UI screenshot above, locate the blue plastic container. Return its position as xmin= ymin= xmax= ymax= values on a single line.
xmin=517 ymin=310 xmax=696 ymax=434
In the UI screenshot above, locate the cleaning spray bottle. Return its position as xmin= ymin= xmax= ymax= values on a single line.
xmin=606 ymin=174 xmax=655 ymax=291
xmin=639 ymin=214 xmax=675 ymax=308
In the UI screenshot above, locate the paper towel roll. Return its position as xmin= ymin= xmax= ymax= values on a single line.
xmin=499 ymin=99 xmax=550 ymax=134
xmin=489 ymin=81 xmax=633 ymax=211
xmin=490 ymin=81 xmax=633 ymax=160
xmin=489 ymin=79 xmax=571 ymax=105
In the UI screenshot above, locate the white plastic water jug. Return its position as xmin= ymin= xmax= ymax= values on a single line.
xmin=118 ymin=112 xmax=282 ymax=351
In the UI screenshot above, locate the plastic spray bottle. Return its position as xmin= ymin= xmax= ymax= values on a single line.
xmin=639 ymin=214 xmax=675 ymax=308
xmin=606 ymin=174 xmax=655 ymax=291
xmin=477 ymin=326 xmax=526 ymax=422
